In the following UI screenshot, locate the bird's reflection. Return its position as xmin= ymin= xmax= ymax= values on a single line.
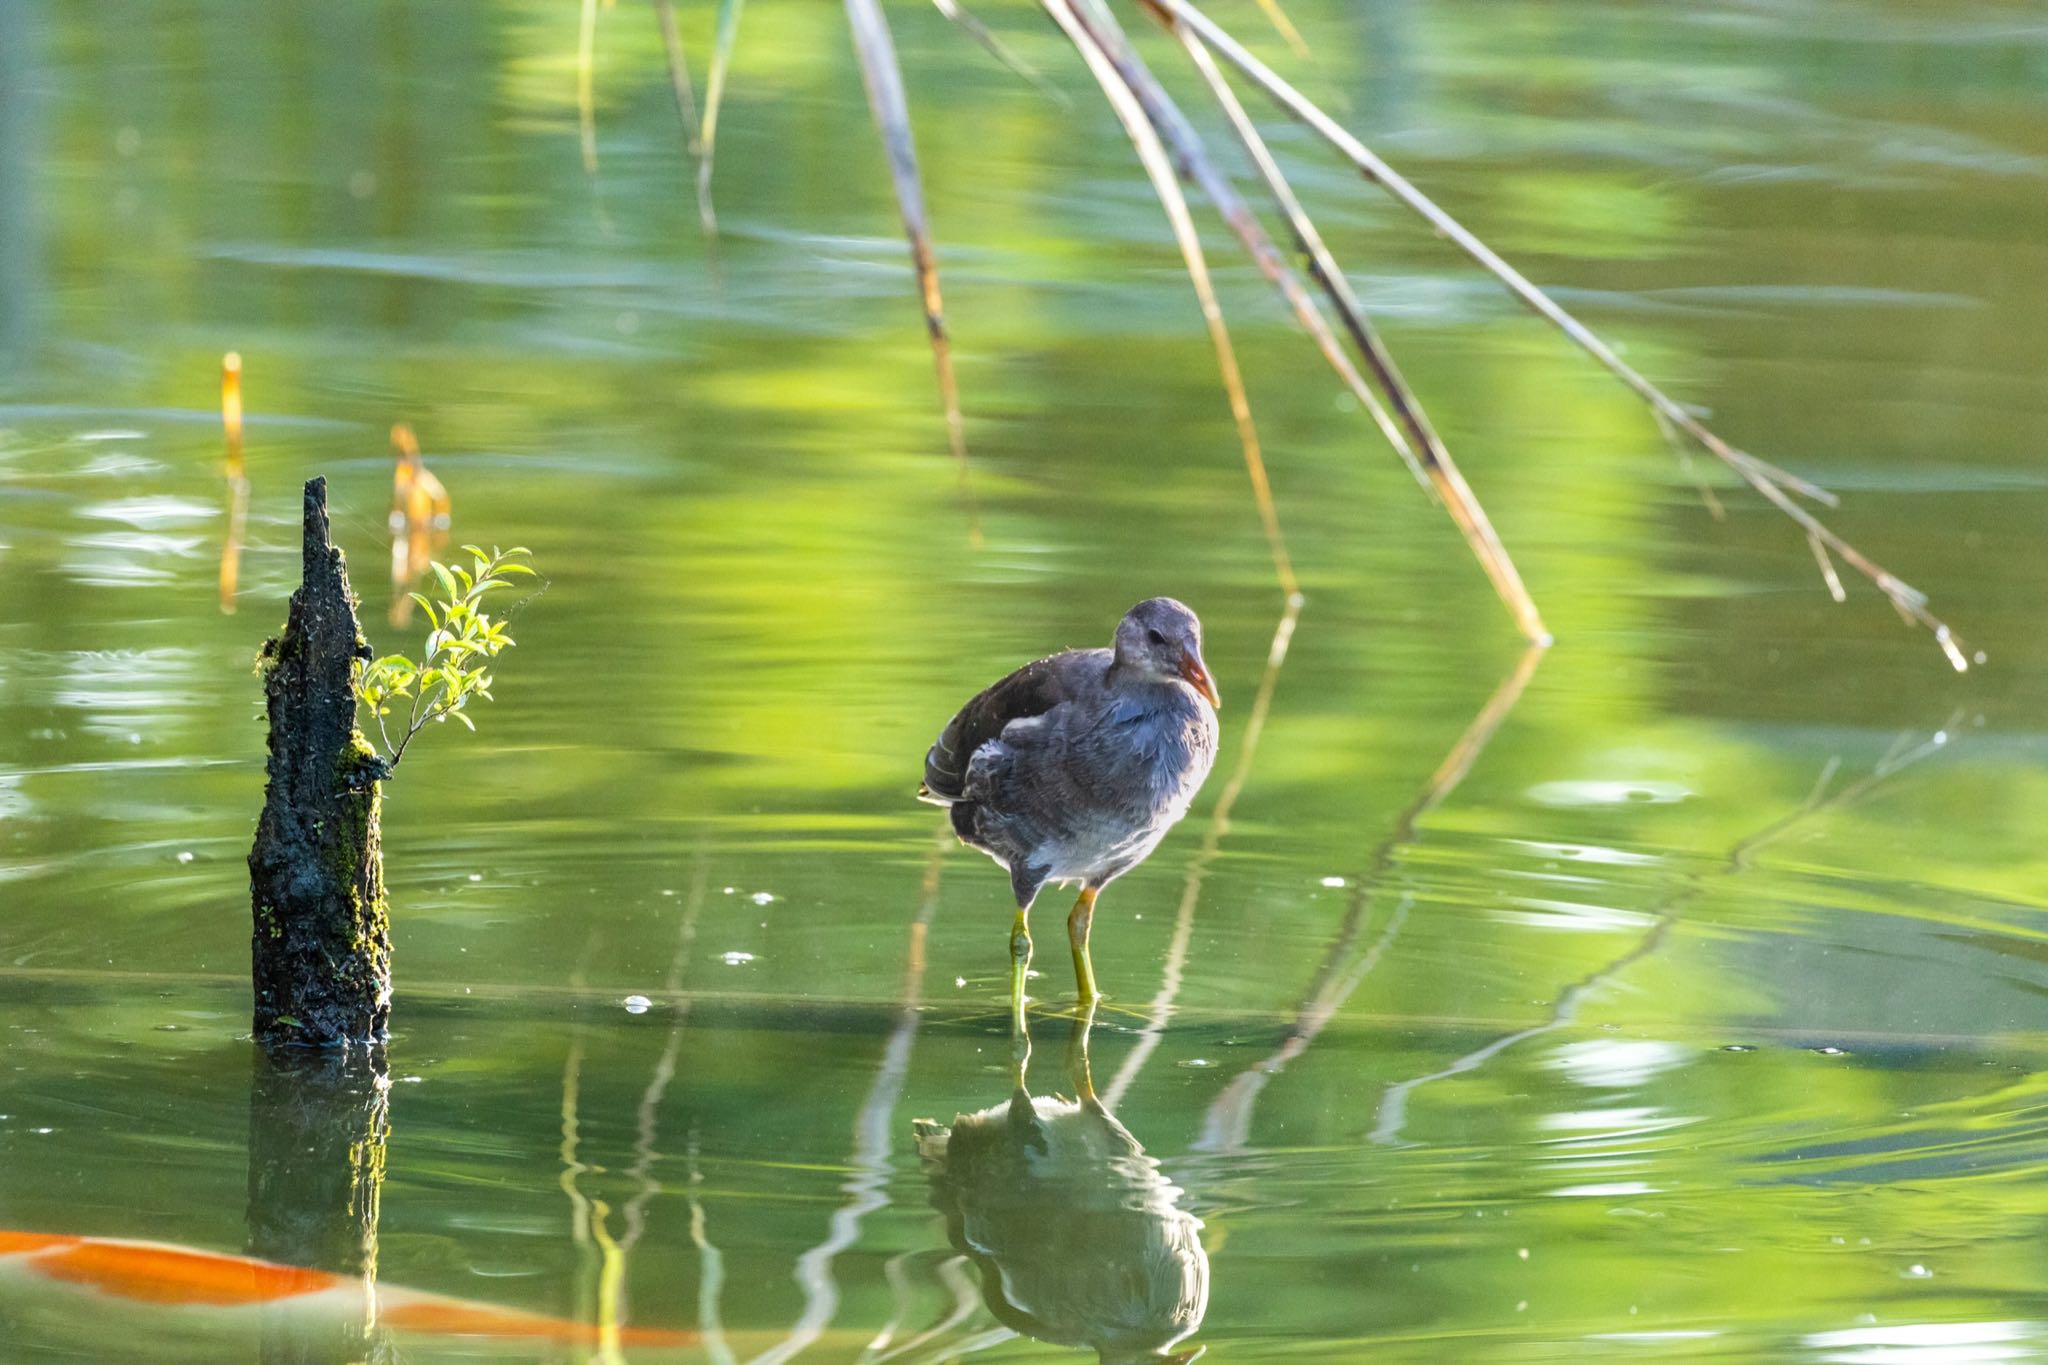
xmin=914 ymin=1007 xmax=1207 ymax=1364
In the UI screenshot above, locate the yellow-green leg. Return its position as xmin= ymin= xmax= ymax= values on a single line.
xmin=1009 ymin=906 xmax=1032 ymax=1032
xmin=1068 ymin=885 xmax=1100 ymax=1007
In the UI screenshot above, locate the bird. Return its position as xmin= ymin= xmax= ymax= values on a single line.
xmin=914 ymin=1007 xmax=1209 ymax=1364
xmin=919 ymin=597 xmax=1220 ymax=1023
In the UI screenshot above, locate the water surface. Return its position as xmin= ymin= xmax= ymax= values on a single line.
xmin=4 ymin=0 xmax=2048 ymax=1360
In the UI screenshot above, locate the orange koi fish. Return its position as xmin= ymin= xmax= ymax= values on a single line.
xmin=0 ymin=1230 xmax=695 ymax=1349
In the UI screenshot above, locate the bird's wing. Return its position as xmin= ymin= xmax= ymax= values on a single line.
xmin=920 ymin=649 xmax=1106 ymax=802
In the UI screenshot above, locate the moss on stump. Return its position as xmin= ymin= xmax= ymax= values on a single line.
xmin=249 ymin=477 xmax=392 ymax=1049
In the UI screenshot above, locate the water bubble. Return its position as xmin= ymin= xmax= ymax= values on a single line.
xmin=622 ymin=994 xmax=653 ymax=1014
xmin=467 ymin=873 xmax=483 ymax=882
xmin=954 ymin=977 xmax=967 ymax=988
xmin=1721 ymin=1044 xmax=1757 ymax=1053
xmin=1320 ymin=876 xmax=1347 ymax=888
xmin=1903 ymin=1264 xmax=1931 ymax=1279
xmin=1176 ymin=1058 xmax=1215 ymax=1069
xmin=175 ymin=851 xmax=195 ymax=864
xmin=722 ymin=887 xmax=736 ymax=895
xmin=721 ymin=951 xmax=755 ymax=966
xmin=750 ymin=891 xmax=775 ymax=906
xmin=1812 ymin=1046 xmax=1846 ymax=1056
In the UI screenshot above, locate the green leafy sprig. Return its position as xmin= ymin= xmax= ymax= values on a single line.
xmin=359 ymin=545 xmax=534 ymax=772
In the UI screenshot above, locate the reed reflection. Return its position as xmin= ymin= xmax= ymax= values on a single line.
xmin=915 ymin=1007 xmax=1207 ymax=1364
xmin=386 ymin=421 xmax=450 ymax=628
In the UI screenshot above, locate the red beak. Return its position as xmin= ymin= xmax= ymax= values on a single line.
xmin=1177 ymin=648 xmax=1220 ymax=709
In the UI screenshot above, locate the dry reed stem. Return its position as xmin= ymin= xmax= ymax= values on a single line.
xmin=930 ymin=0 xmax=1064 ymax=99
xmin=1155 ymin=0 xmax=1967 ymax=666
xmin=1169 ymin=24 xmax=1420 ymax=486
xmin=576 ymin=0 xmax=600 ymax=174
xmin=845 ymin=0 xmax=982 ymax=547
xmin=218 ymin=352 xmax=246 ymax=614
xmin=1248 ymin=0 xmax=1310 ymax=57
xmin=1046 ymin=0 xmax=1294 ymax=594
xmin=1174 ymin=11 xmax=1567 ymax=641
xmin=1058 ymin=0 xmax=1544 ymax=638
xmin=386 ymin=422 xmax=450 ymax=626
xmin=653 ymin=0 xmax=702 ymax=153
xmin=697 ymin=0 xmax=745 ymax=240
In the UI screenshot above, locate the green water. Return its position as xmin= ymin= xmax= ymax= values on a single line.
xmin=5 ymin=0 xmax=2048 ymax=1359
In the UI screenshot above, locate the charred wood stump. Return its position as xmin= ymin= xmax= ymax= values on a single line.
xmin=250 ymin=477 xmax=392 ymax=1049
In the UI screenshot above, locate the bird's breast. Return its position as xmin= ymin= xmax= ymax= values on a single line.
xmin=1104 ymin=703 xmax=1216 ymax=816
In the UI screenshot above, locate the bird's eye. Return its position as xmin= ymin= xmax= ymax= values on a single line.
xmin=1146 ymin=629 xmax=1167 ymax=646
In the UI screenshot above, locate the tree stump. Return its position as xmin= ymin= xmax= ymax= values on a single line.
xmin=249 ymin=477 xmax=392 ymax=1048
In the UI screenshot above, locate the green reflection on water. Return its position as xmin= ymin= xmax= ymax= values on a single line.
xmin=3 ymin=0 xmax=2048 ymax=1360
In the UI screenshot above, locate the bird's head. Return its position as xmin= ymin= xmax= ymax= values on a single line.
xmin=1113 ymin=598 xmax=1219 ymax=709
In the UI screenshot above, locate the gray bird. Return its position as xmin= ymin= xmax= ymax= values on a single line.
xmin=919 ymin=598 xmax=1220 ymax=1022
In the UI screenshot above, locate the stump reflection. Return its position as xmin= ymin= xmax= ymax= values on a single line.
xmin=246 ymin=1046 xmax=392 ymax=1365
